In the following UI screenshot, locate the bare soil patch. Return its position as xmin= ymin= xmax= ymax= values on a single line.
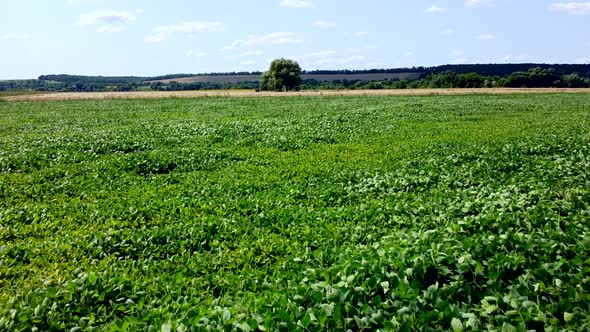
xmin=4 ymin=88 xmax=590 ymax=102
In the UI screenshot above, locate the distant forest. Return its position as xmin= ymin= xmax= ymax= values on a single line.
xmin=2 ymin=63 xmax=589 ymax=92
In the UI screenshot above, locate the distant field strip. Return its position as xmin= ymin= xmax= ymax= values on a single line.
xmin=150 ymin=72 xmax=422 ymax=84
xmin=4 ymin=88 xmax=590 ymax=101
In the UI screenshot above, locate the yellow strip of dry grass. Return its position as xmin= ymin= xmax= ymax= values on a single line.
xmin=4 ymin=88 xmax=590 ymax=102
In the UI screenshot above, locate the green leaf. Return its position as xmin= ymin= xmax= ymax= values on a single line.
xmin=333 ymin=304 xmax=343 ymax=323
xmin=326 ymin=285 xmax=340 ymax=302
xmin=381 ymin=281 xmax=390 ymax=293
xmin=161 ymin=323 xmax=172 ymax=332
xmin=87 ymin=272 xmax=97 ymax=284
xmin=451 ymin=318 xmax=463 ymax=332
xmin=300 ymin=313 xmax=312 ymax=328
xmin=555 ymin=279 xmax=564 ymax=288
xmin=466 ymin=315 xmax=478 ymax=329
xmin=502 ymin=322 xmax=517 ymax=332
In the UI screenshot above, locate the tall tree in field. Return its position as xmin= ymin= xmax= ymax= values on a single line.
xmin=259 ymin=58 xmax=302 ymax=91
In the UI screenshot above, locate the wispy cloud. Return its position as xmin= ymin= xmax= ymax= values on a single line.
xmin=477 ymin=33 xmax=496 ymax=40
xmin=426 ymin=5 xmax=448 ymax=13
xmin=452 ymin=58 xmax=469 ymax=64
xmin=0 ymin=33 xmax=31 ymax=40
xmin=441 ymin=28 xmax=455 ymax=36
xmin=240 ymin=50 xmax=264 ymax=57
xmin=295 ymin=51 xmax=366 ymax=68
xmin=97 ymin=26 xmax=122 ymax=33
xmin=449 ymin=50 xmax=468 ymax=64
xmin=146 ymin=22 xmax=224 ymax=43
xmin=186 ymin=51 xmax=208 ymax=57
xmin=78 ymin=10 xmax=136 ymax=32
xmin=353 ymin=31 xmax=369 ymax=37
xmin=223 ymin=32 xmax=303 ymax=50
xmin=312 ymin=20 xmax=336 ymax=28
xmin=501 ymin=54 xmax=528 ymax=62
xmin=292 ymin=46 xmax=379 ymax=69
xmin=465 ymin=0 xmax=493 ymax=7
xmin=549 ymin=2 xmax=590 ymax=15
xmin=280 ymin=0 xmax=314 ymax=8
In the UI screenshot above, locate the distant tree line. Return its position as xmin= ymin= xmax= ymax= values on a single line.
xmin=38 ymin=75 xmax=147 ymax=84
xmin=302 ymin=67 xmax=427 ymax=75
xmin=428 ymin=63 xmax=590 ymax=77
xmin=149 ymin=81 xmax=258 ymax=91
xmin=1 ymin=64 xmax=589 ymax=93
xmin=413 ymin=67 xmax=589 ymax=89
xmin=297 ymin=67 xmax=589 ymax=90
xmin=304 ymin=63 xmax=590 ymax=77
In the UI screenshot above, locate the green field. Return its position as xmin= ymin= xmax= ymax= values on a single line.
xmin=1 ymin=94 xmax=589 ymax=331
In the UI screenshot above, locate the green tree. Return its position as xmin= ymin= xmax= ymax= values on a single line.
xmin=561 ymin=73 xmax=588 ymax=88
xmin=167 ymin=81 xmax=181 ymax=91
xmin=150 ymin=82 xmax=164 ymax=91
xmin=259 ymin=58 xmax=302 ymax=91
xmin=456 ymin=72 xmax=486 ymax=88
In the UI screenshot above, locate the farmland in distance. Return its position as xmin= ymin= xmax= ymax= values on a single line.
xmin=150 ymin=72 xmax=422 ymax=84
xmin=5 ymin=88 xmax=590 ymax=102
xmin=0 ymin=94 xmax=589 ymax=331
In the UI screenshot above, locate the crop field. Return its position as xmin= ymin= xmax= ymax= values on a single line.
xmin=4 ymin=88 xmax=590 ymax=102
xmin=0 ymin=90 xmax=52 ymax=98
xmin=1 ymin=94 xmax=590 ymax=331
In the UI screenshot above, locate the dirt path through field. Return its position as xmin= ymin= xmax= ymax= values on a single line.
xmin=3 ymin=88 xmax=590 ymax=102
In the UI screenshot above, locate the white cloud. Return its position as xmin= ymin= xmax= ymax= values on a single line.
xmin=293 ymin=47 xmax=379 ymax=69
xmin=452 ymin=57 xmax=469 ymax=64
xmin=451 ymin=50 xmax=465 ymax=57
xmin=298 ymin=51 xmax=366 ymax=67
xmin=441 ymin=28 xmax=455 ymax=36
xmin=501 ymin=54 xmax=528 ymax=62
xmin=0 ymin=33 xmax=31 ymax=40
xmin=549 ymin=2 xmax=590 ymax=15
xmin=240 ymin=50 xmax=264 ymax=57
xmin=223 ymin=32 xmax=303 ymax=50
xmin=312 ymin=20 xmax=337 ymax=28
xmin=353 ymin=31 xmax=369 ymax=37
xmin=186 ymin=51 xmax=207 ymax=57
xmin=426 ymin=5 xmax=448 ymax=13
xmin=68 ymin=0 xmax=99 ymax=3
xmin=78 ymin=10 xmax=136 ymax=32
xmin=146 ymin=21 xmax=224 ymax=43
xmin=465 ymin=0 xmax=493 ymax=7
xmin=280 ymin=0 xmax=314 ymax=8
xmin=574 ymin=57 xmax=590 ymax=63
xmin=477 ymin=33 xmax=496 ymax=40
xmin=97 ymin=26 xmax=122 ymax=33
xmin=449 ymin=50 xmax=469 ymax=63
xmin=240 ymin=60 xmax=256 ymax=66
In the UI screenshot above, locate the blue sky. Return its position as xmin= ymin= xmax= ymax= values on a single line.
xmin=1 ymin=0 xmax=589 ymax=79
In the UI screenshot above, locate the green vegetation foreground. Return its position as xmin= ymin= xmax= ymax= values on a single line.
xmin=0 ymin=94 xmax=589 ymax=331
